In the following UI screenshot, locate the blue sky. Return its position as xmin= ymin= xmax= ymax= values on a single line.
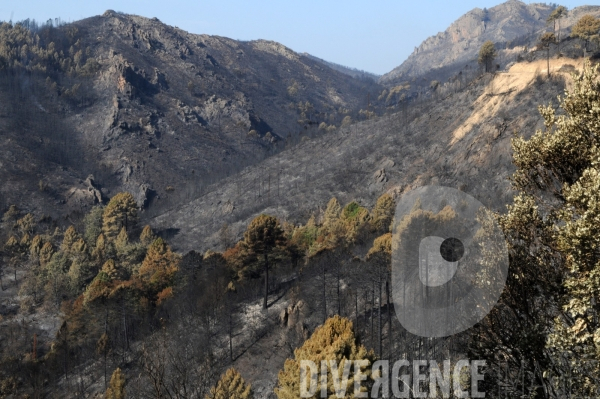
xmin=0 ymin=1 xmax=588 ymax=75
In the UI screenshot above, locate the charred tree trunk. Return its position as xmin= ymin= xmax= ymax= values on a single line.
xmin=228 ymin=309 xmax=234 ymax=361
xmin=387 ymin=280 xmax=392 ymax=361
xmin=371 ymin=281 xmax=375 ymax=349
xmin=263 ymin=253 xmax=269 ymax=309
xmin=337 ymin=261 xmax=341 ymax=316
xmin=547 ymin=48 xmax=550 ymax=78
xmin=322 ymin=260 xmax=327 ymax=323
xmin=355 ymin=289 xmax=359 ymax=332
xmin=378 ymin=273 xmax=383 ymax=358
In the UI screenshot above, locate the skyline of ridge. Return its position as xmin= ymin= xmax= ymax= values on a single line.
xmin=0 ymin=0 xmax=593 ymax=74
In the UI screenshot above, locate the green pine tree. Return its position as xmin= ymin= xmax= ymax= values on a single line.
xmin=478 ymin=40 xmax=496 ymax=73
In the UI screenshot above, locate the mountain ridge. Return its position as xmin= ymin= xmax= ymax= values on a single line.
xmin=380 ymin=1 xmax=600 ymax=86
xmin=301 ymin=52 xmax=381 ymax=81
xmin=0 ymin=11 xmax=382 ymax=221
xmin=153 ymin=57 xmax=583 ymax=253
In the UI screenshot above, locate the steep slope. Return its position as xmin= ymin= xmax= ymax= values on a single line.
xmin=0 ymin=12 xmax=381 ymax=219
xmin=380 ymin=1 xmax=600 ymax=87
xmin=302 ymin=52 xmax=380 ymax=81
xmin=152 ymin=58 xmax=584 ymax=252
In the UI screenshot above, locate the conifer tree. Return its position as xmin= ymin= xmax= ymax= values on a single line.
xmin=538 ymin=32 xmax=557 ymax=78
xmin=44 ymin=252 xmax=70 ymax=308
xmin=206 ymin=368 xmax=252 ymax=399
xmin=478 ymin=40 xmax=496 ymax=73
xmin=275 ymin=315 xmax=376 ymax=398
xmin=571 ymin=14 xmax=600 ymax=55
xmin=137 ymin=238 xmax=179 ymax=294
xmin=67 ymin=238 xmax=93 ymax=291
xmin=5 ymin=235 xmax=18 ymax=249
xmin=243 ymin=214 xmax=285 ymax=308
xmin=547 ymin=5 xmax=567 ymax=52
xmin=2 ymin=204 xmax=19 ymax=225
xmin=16 ymin=213 xmax=35 ymax=236
xmin=100 ymin=259 xmax=123 ymax=281
xmin=102 ymin=193 xmax=138 ymax=241
xmin=370 ymin=193 xmax=395 ymax=233
xmin=39 ymin=242 xmax=54 ymax=266
xmin=29 ymin=235 xmax=43 ymax=259
xmin=19 ymin=233 xmax=30 ymax=247
xmin=3 ymin=236 xmax=19 ymax=288
xmin=92 ymin=233 xmax=108 ymax=263
xmin=340 ymin=202 xmax=370 ymax=245
xmin=366 ymin=234 xmax=391 ymax=358
xmin=61 ymin=225 xmax=80 ymax=253
xmin=71 ymin=238 xmax=87 ymax=254
xmin=97 ymin=333 xmax=111 ymax=389
xmin=323 ymin=197 xmax=342 ymax=227
xmin=84 ymin=205 xmax=104 ymax=247
xmin=292 ymin=215 xmax=323 ymax=257
xmin=218 ymin=223 xmax=234 ymax=250
xmin=105 ymin=367 xmax=125 ymax=399
xmin=114 ymin=227 xmax=129 ymax=253
xmin=139 ymin=225 xmax=156 ymax=246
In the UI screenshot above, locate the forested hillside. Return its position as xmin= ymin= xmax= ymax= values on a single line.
xmin=1 ymin=3 xmax=600 ymax=399
xmin=0 ymin=12 xmax=383 ymax=224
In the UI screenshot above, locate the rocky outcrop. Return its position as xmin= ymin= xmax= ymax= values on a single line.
xmin=135 ymin=183 xmax=152 ymax=209
xmin=380 ymin=1 xmax=600 ymax=86
xmin=65 ymin=175 xmax=103 ymax=209
xmin=279 ymin=300 xmax=310 ymax=340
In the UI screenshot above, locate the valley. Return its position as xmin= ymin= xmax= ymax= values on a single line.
xmin=0 ymin=1 xmax=600 ymax=398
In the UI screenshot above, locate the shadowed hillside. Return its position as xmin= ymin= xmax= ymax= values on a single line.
xmin=0 ymin=11 xmax=382 ymax=221
xmin=152 ymin=58 xmax=585 ymax=253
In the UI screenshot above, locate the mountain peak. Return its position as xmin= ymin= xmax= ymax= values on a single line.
xmin=380 ymin=0 xmax=559 ymax=84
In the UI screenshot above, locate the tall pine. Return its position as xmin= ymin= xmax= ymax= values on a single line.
xmin=102 ymin=193 xmax=138 ymax=241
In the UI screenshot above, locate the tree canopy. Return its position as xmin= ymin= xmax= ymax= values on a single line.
xmin=243 ymin=214 xmax=284 ymax=256
xmin=547 ymin=6 xmax=568 ymax=51
xmin=243 ymin=214 xmax=285 ymax=308
xmin=275 ymin=315 xmax=375 ymax=399
xmin=370 ymin=193 xmax=395 ymax=233
xmin=105 ymin=368 xmax=126 ymax=399
xmin=206 ymin=368 xmax=252 ymax=399
xmin=102 ymin=192 xmax=138 ymax=241
xmin=547 ymin=6 xmax=567 ymax=26
xmin=478 ymin=40 xmax=497 ymax=73
xmin=571 ymin=14 xmax=600 ymax=53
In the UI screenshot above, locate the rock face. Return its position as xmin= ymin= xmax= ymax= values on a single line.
xmin=153 ymin=58 xmax=581 ymax=253
xmin=0 ymin=11 xmax=381 ymax=219
xmin=380 ymin=1 xmax=600 ymax=86
xmin=279 ymin=300 xmax=309 ymax=340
